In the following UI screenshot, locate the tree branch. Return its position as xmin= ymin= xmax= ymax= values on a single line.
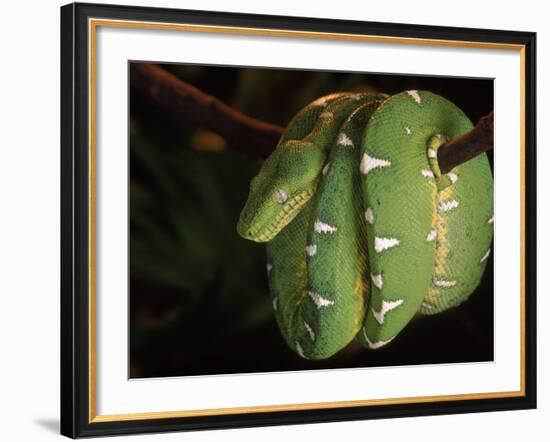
xmin=130 ymin=63 xmax=493 ymax=168
xmin=438 ymin=112 xmax=494 ymax=174
xmin=130 ymin=63 xmax=284 ymax=158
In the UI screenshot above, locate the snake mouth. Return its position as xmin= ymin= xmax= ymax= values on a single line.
xmin=240 ymin=188 xmax=315 ymax=242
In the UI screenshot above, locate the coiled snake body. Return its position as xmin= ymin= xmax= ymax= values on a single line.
xmin=237 ymin=91 xmax=493 ymax=360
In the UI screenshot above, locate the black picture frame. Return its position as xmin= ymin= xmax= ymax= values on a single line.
xmin=61 ymin=2 xmax=537 ymax=438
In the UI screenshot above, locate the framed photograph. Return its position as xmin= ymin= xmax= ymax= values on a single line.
xmin=60 ymin=2 xmax=537 ymax=438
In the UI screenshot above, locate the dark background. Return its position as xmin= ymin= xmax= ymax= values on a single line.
xmin=129 ymin=62 xmax=494 ymax=379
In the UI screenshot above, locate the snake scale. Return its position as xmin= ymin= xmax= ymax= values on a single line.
xmin=237 ymin=91 xmax=493 ymax=360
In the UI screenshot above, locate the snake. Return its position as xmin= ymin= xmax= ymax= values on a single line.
xmin=237 ymin=90 xmax=493 ymax=360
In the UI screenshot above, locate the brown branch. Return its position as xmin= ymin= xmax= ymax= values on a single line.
xmin=438 ymin=112 xmax=494 ymax=174
xmin=130 ymin=63 xmax=493 ymax=168
xmin=130 ymin=63 xmax=284 ymax=158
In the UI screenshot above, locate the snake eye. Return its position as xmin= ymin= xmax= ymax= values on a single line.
xmin=275 ymin=189 xmax=288 ymax=204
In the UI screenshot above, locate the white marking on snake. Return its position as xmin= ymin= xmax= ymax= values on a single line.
xmin=308 ymin=291 xmax=335 ymax=308
xmin=421 ymin=301 xmax=433 ymax=310
xmin=426 ymin=229 xmax=437 ymax=241
xmin=272 ymin=296 xmax=278 ymax=311
xmin=421 ymin=169 xmax=435 ymax=178
xmin=374 ymin=237 xmax=400 ymax=253
xmin=337 ymin=132 xmax=354 ymax=148
xmin=407 ymin=90 xmax=422 ymax=104
xmin=480 ymin=248 xmax=491 ymax=263
xmin=360 ymin=153 xmax=391 ymax=175
xmin=363 ymin=329 xmax=395 ymax=349
xmin=266 ymin=263 xmax=272 ymax=275
xmin=314 ymin=220 xmax=338 ymax=234
xmin=372 ymin=299 xmax=404 ymax=325
xmin=295 ymin=341 xmax=307 ymax=358
xmin=370 ymin=273 xmax=383 ymax=290
xmin=433 ymin=278 xmax=457 ymax=288
xmin=304 ymin=321 xmax=315 ymax=341
xmin=320 ymin=111 xmax=333 ymax=119
xmin=305 ymin=244 xmax=317 ymax=257
xmin=488 ymin=216 xmax=494 ymax=224
xmin=447 ymin=172 xmax=459 ymax=184
xmin=438 ymin=199 xmax=459 ymax=213
xmin=364 ymin=208 xmax=374 ymax=224
xmin=405 ymin=126 xmax=412 ymax=135
xmin=322 ymin=162 xmax=330 ymax=175
xmin=428 ymin=148 xmax=437 ymax=159
xmin=275 ymin=189 xmax=288 ymax=204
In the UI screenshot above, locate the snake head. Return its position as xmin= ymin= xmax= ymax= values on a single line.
xmin=237 ymin=142 xmax=324 ymax=242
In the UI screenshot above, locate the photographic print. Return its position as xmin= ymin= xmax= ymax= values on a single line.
xmin=129 ymin=63 xmax=494 ymax=378
xmin=61 ymin=3 xmax=535 ymax=437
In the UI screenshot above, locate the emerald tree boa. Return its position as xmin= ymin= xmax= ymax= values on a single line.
xmin=237 ymin=91 xmax=493 ymax=360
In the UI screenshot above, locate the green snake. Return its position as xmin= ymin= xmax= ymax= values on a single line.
xmin=237 ymin=91 xmax=493 ymax=360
